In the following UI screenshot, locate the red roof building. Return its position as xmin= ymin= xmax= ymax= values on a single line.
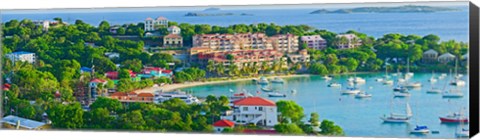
xmin=90 ymin=78 xmax=107 ymax=83
xmin=233 ymin=97 xmax=276 ymax=106
xmin=110 ymin=92 xmax=154 ymax=103
xmin=105 ymin=70 xmax=136 ymax=80
xmin=213 ymin=119 xmax=235 ymax=127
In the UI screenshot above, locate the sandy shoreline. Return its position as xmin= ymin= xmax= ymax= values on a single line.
xmin=134 ymin=74 xmax=312 ymax=93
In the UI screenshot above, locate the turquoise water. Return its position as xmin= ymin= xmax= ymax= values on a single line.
xmin=180 ymin=73 xmax=469 ymax=139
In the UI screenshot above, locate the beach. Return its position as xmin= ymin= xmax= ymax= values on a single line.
xmin=134 ymin=74 xmax=312 ymax=93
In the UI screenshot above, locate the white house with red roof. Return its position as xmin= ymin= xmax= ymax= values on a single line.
xmin=221 ymin=97 xmax=278 ymax=127
xmin=212 ymin=119 xmax=235 ymax=133
xmin=144 ymin=16 xmax=168 ymax=32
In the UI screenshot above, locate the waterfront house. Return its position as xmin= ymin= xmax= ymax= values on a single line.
xmin=6 ymin=51 xmax=36 ymax=64
xmin=301 ymin=35 xmax=327 ymax=50
xmin=213 ymin=119 xmax=235 ymax=133
xmin=168 ymin=26 xmax=181 ymax=34
xmin=422 ymin=49 xmax=439 ymax=63
xmin=287 ymin=49 xmax=310 ymax=64
xmin=32 ymin=20 xmax=50 ymax=31
xmin=110 ymin=92 xmax=155 ymax=103
xmin=196 ymin=49 xmax=286 ymax=69
xmin=437 ymin=53 xmax=456 ymax=63
xmin=335 ymin=34 xmax=362 ymax=49
xmin=1 ymin=115 xmax=49 ymax=130
xmin=163 ymin=34 xmax=183 ymax=48
xmin=144 ymin=16 xmax=168 ymax=32
xmin=140 ymin=67 xmax=173 ymax=78
xmin=221 ymin=97 xmax=278 ymax=127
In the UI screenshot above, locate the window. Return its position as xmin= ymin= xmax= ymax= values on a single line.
xmin=243 ymin=107 xmax=248 ymax=111
xmin=258 ymin=107 xmax=263 ymax=111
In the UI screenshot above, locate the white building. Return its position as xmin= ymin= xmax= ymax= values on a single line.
xmin=6 ymin=51 xmax=36 ymax=64
xmin=301 ymin=35 xmax=327 ymax=50
xmin=438 ymin=53 xmax=456 ymax=63
xmin=335 ymin=34 xmax=362 ymax=49
xmin=221 ymin=97 xmax=278 ymax=127
xmin=144 ymin=16 xmax=168 ymax=32
xmin=32 ymin=20 xmax=50 ymax=31
xmin=168 ymin=26 xmax=181 ymax=34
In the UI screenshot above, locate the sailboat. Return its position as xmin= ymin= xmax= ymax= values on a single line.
xmin=402 ymin=59 xmax=422 ymax=88
xmin=380 ymin=101 xmax=413 ymax=123
xmin=428 ymin=71 xmax=437 ymax=83
xmin=426 ymin=76 xmax=441 ymax=94
xmin=341 ymin=82 xmax=361 ymax=95
xmin=443 ymin=69 xmax=464 ymax=98
xmin=405 ymin=58 xmax=414 ymax=79
xmin=450 ymin=59 xmax=466 ymax=86
xmin=439 ymin=107 xmax=469 ymax=123
xmin=355 ymin=91 xmax=372 ymax=98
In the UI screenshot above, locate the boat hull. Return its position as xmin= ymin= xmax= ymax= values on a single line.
xmin=439 ymin=117 xmax=469 ymax=123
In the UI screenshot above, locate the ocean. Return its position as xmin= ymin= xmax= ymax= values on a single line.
xmin=1 ymin=6 xmax=470 ymax=42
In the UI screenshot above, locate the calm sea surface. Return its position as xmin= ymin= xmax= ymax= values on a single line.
xmin=180 ymin=73 xmax=469 ymax=139
xmin=1 ymin=7 xmax=469 ymax=42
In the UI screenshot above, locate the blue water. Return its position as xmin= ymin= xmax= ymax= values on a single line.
xmin=180 ymin=73 xmax=469 ymax=139
xmin=1 ymin=6 xmax=469 ymax=42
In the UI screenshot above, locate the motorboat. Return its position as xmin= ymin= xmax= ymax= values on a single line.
xmin=257 ymin=77 xmax=269 ymax=85
xmin=410 ymin=125 xmax=430 ymax=134
xmin=398 ymin=78 xmax=406 ymax=83
xmin=375 ymin=78 xmax=384 ymax=82
xmin=347 ymin=77 xmax=354 ymax=82
xmin=355 ymin=91 xmax=372 ymax=98
xmin=426 ymin=87 xmax=442 ymax=94
xmin=428 ymin=77 xmax=437 ymax=83
xmin=382 ymin=80 xmax=394 ymax=85
xmin=393 ymin=92 xmax=411 ymax=97
xmin=393 ymin=86 xmax=408 ymax=92
xmin=328 ymin=82 xmax=342 ymax=87
xmin=353 ymin=77 xmax=366 ymax=84
xmin=155 ymin=91 xmax=201 ymax=104
xmin=271 ymin=77 xmax=285 ymax=84
xmin=403 ymin=82 xmax=422 ymax=88
xmin=268 ymin=92 xmax=286 ymax=97
xmin=261 ymin=87 xmax=274 ymax=92
xmin=322 ymin=75 xmax=332 ymax=80
xmin=439 ymin=112 xmax=469 ymax=123
xmin=442 ymin=90 xmax=463 ymax=98
xmin=342 ymin=87 xmax=361 ymax=95
xmin=450 ymin=79 xmax=466 ymax=86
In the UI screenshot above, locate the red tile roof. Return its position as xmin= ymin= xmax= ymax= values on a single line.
xmin=213 ymin=119 xmax=235 ymax=127
xmin=111 ymin=92 xmax=128 ymax=97
xmin=162 ymin=70 xmax=172 ymax=73
xmin=242 ymin=129 xmax=277 ymax=134
xmin=137 ymin=93 xmax=154 ymax=97
xmin=164 ymin=34 xmax=182 ymax=38
xmin=233 ymin=97 xmax=276 ymax=106
xmin=90 ymin=78 xmax=107 ymax=83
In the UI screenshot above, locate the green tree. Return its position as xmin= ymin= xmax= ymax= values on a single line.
xmin=47 ymin=102 xmax=84 ymax=129
xmin=276 ymin=100 xmax=304 ymax=123
xmin=319 ymin=120 xmax=344 ymax=136
xmin=274 ymin=123 xmax=305 ymax=135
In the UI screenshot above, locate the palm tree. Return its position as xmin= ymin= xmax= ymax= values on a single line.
xmin=334 ymin=36 xmax=349 ymax=49
xmin=261 ymin=61 xmax=269 ymax=74
xmin=206 ymin=60 xmax=215 ymax=74
xmin=216 ymin=63 xmax=225 ymax=77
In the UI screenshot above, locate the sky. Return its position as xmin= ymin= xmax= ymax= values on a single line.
xmin=0 ymin=1 xmax=468 ymax=14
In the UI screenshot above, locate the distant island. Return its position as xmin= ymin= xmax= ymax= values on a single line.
xmin=185 ymin=12 xmax=253 ymax=17
xmin=310 ymin=5 xmax=458 ymax=14
xmin=203 ymin=7 xmax=221 ymax=11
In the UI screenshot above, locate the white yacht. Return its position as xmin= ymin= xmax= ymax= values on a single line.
xmin=355 ymin=91 xmax=372 ymax=98
xmin=155 ymin=91 xmax=200 ymax=104
xmin=271 ymin=77 xmax=285 ymax=84
xmin=257 ymin=76 xmax=269 ymax=85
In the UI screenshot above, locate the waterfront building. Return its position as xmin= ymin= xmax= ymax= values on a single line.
xmin=6 ymin=51 xmax=36 ymax=64
xmin=422 ymin=49 xmax=439 ymax=63
xmin=301 ymin=35 xmax=327 ymax=50
xmin=213 ymin=119 xmax=235 ymax=133
xmin=168 ymin=26 xmax=181 ymax=34
xmin=163 ymin=34 xmax=183 ymax=47
xmin=110 ymin=92 xmax=155 ymax=103
xmin=154 ymin=91 xmax=200 ymax=104
xmin=196 ymin=49 xmax=286 ymax=68
xmin=221 ymin=97 xmax=278 ymax=127
xmin=192 ymin=33 xmax=299 ymax=53
xmin=1 ymin=115 xmax=49 ymax=130
xmin=287 ymin=49 xmax=310 ymax=64
xmin=438 ymin=53 xmax=456 ymax=63
xmin=144 ymin=16 xmax=168 ymax=32
xmin=32 ymin=20 xmax=49 ymax=31
xmin=335 ymin=34 xmax=362 ymax=49
xmin=140 ymin=67 xmax=173 ymax=78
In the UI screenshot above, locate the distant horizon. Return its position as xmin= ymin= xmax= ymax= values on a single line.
xmin=1 ymin=1 xmax=468 ymax=14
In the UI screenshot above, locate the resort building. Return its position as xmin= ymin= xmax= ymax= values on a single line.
xmin=32 ymin=20 xmax=50 ymax=31
xmin=144 ymin=16 xmax=168 ymax=32
xmin=140 ymin=67 xmax=173 ymax=78
xmin=438 ymin=53 xmax=456 ymax=63
xmin=1 ymin=115 xmax=49 ymax=130
xmin=196 ymin=49 xmax=286 ymax=68
xmin=213 ymin=119 xmax=235 ymax=133
xmin=163 ymin=34 xmax=183 ymax=47
xmin=168 ymin=26 xmax=181 ymax=34
xmin=287 ymin=49 xmax=310 ymax=64
xmin=335 ymin=34 xmax=362 ymax=49
xmin=110 ymin=92 xmax=155 ymax=103
xmin=6 ymin=51 xmax=36 ymax=64
xmin=301 ymin=35 xmax=327 ymax=50
xmin=192 ymin=33 xmax=299 ymax=53
xmin=221 ymin=97 xmax=278 ymax=127
xmin=422 ymin=49 xmax=439 ymax=63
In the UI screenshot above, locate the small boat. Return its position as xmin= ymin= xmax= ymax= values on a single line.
xmin=257 ymin=77 xmax=269 ymax=85
xmin=261 ymin=87 xmax=273 ymax=92
xmin=442 ymin=90 xmax=463 ymax=98
xmin=455 ymin=129 xmax=469 ymax=138
xmin=393 ymin=91 xmax=410 ymax=97
xmin=397 ymin=78 xmax=406 ymax=83
xmin=393 ymin=85 xmax=408 ymax=92
xmin=404 ymin=82 xmax=422 ymax=88
xmin=347 ymin=77 xmax=354 ymax=82
xmin=426 ymin=87 xmax=442 ymax=94
xmin=381 ymin=102 xmax=413 ymax=123
xmin=268 ymin=92 xmax=286 ymax=97
xmin=271 ymin=77 xmax=285 ymax=84
xmin=382 ymin=80 xmax=394 ymax=85
xmin=342 ymin=87 xmax=361 ymax=95
xmin=322 ymin=75 xmax=332 ymax=80
xmin=450 ymin=79 xmax=466 ymax=86
xmin=251 ymin=78 xmax=258 ymax=82
xmin=428 ymin=77 xmax=437 ymax=83
xmin=291 ymin=89 xmax=297 ymax=94
xmin=439 ymin=112 xmax=469 ymax=123
xmin=328 ymin=82 xmax=341 ymax=87
xmin=410 ymin=125 xmax=430 ymax=134
xmin=355 ymin=91 xmax=372 ymax=98
xmin=353 ymin=77 xmax=366 ymax=84
xmin=375 ymin=78 xmax=384 ymax=82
